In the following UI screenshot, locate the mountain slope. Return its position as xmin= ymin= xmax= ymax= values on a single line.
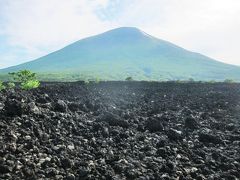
xmin=1 ymin=27 xmax=240 ymax=81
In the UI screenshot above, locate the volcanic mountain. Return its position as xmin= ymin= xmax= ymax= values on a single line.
xmin=1 ymin=27 xmax=240 ymax=81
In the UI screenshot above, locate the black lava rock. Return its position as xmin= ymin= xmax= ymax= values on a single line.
xmin=167 ymin=128 xmax=183 ymax=141
xmin=61 ymin=158 xmax=72 ymax=169
xmin=0 ymin=165 xmax=11 ymax=174
xmin=145 ymin=117 xmax=164 ymax=132
xmin=199 ymin=132 xmax=222 ymax=144
xmin=4 ymin=99 xmax=23 ymax=116
xmin=185 ymin=116 xmax=199 ymax=129
xmin=0 ymin=82 xmax=239 ymax=179
xmin=97 ymin=112 xmax=129 ymax=128
xmin=55 ymin=100 xmax=68 ymax=112
xmin=78 ymin=167 xmax=89 ymax=177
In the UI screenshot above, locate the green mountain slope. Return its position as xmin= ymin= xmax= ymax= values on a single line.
xmin=1 ymin=27 xmax=240 ymax=81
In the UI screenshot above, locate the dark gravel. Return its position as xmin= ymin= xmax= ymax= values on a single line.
xmin=0 ymin=81 xmax=240 ymax=179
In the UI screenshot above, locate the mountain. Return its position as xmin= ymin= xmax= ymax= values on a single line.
xmin=1 ymin=27 xmax=240 ymax=81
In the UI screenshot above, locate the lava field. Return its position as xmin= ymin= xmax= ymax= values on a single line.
xmin=0 ymin=82 xmax=240 ymax=180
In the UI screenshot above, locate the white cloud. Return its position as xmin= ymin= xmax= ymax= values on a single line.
xmin=0 ymin=0 xmax=240 ymax=68
xmin=0 ymin=0 xmax=113 ymax=67
xmin=112 ymin=0 xmax=240 ymax=65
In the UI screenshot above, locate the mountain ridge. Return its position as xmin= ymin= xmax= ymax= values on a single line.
xmin=1 ymin=27 xmax=240 ymax=81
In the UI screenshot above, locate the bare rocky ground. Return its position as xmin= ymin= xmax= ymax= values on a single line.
xmin=0 ymin=82 xmax=240 ymax=180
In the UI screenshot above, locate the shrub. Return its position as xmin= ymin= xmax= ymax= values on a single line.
xmin=9 ymin=70 xmax=40 ymax=90
xmin=7 ymin=82 xmax=15 ymax=89
xmin=224 ymin=79 xmax=234 ymax=83
xmin=20 ymin=80 xmax=40 ymax=90
xmin=125 ymin=76 xmax=133 ymax=81
xmin=9 ymin=70 xmax=37 ymax=82
xmin=95 ymin=77 xmax=100 ymax=84
xmin=208 ymin=80 xmax=216 ymax=83
xmin=0 ymin=81 xmax=5 ymax=91
xmin=188 ymin=78 xmax=194 ymax=82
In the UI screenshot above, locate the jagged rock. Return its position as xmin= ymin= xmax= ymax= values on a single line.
xmin=28 ymin=102 xmax=40 ymax=114
xmin=185 ymin=116 xmax=199 ymax=129
xmin=55 ymin=100 xmax=68 ymax=112
xmin=145 ymin=117 xmax=164 ymax=132
xmin=0 ymin=82 xmax=239 ymax=179
xmin=4 ymin=99 xmax=24 ymax=116
xmin=199 ymin=133 xmax=222 ymax=144
xmin=167 ymin=128 xmax=183 ymax=141
xmin=97 ymin=112 xmax=129 ymax=128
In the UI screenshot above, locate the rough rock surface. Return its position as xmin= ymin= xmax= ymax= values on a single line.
xmin=0 ymin=82 xmax=240 ymax=179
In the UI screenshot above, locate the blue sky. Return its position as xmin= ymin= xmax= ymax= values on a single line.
xmin=0 ymin=0 xmax=240 ymax=68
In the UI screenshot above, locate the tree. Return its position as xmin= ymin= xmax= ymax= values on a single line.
xmin=125 ymin=76 xmax=133 ymax=81
xmin=0 ymin=81 xmax=5 ymax=91
xmin=188 ymin=78 xmax=194 ymax=82
xmin=9 ymin=70 xmax=40 ymax=90
xmin=224 ymin=79 xmax=234 ymax=83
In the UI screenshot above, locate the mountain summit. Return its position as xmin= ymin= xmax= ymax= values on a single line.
xmin=1 ymin=27 xmax=240 ymax=81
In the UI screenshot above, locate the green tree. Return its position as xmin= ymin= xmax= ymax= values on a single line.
xmin=0 ymin=81 xmax=5 ymax=91
xmin=125 ymin=76 xmax=133 ymax=81
xmin=9 ymin=70 xmax=37 ymax=82
xmin=188 ymin=78 xmax=194 ymax=82
xmin=9 ymin=70 xmax=40 ymax=90
xmin=224 ymin=79 xmax=234 ymax=83
xmin=7 ymin=82 xmax=15 ymax=89
xmin=21 ymin=80 xmax=40 ymax=90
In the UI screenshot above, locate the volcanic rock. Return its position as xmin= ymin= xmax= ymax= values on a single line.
xmin=145 ymin=117 xmax=164 ymax=132
xmin=97 ymin=112 xmax=129 ymax=128
xmin=55 ymin=100 xmax=68 ymax=112
xmin=185 ymin=115 xmax=199 ymax=129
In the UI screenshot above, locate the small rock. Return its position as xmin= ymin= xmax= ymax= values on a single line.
xmin=65 ymin=174 xmax=75 ymax=180
xmin=102 ymin=126 xmax=109 ymax=137
xmin=61 ymin=158 xmax=72 ymax=169
xmin=28 ymin=102 xmax=40 ymax=114
xmin=78 ymin=167 xmax=89 ymax=177
xmin=67 ymin=145 xmax=75 ymax=150
xmin=156 ymin=138 xmax=167 ymax=148
xmin=45 ymin=167 xmax=59 ymax=177
xmin=24 ymin=135 xmax=31 ymax=140
xmin=167 ymin=128 xmax=183 ymax=141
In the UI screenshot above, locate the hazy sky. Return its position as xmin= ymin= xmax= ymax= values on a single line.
xmin=0 ymin=0 xmax=240 ymax=68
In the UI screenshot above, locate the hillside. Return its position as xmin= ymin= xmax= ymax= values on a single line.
xmin=0 ymin=27 xmax=240 ymax=81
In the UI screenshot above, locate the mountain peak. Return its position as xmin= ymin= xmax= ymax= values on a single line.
xmin=1 ymin=27 xmax=240 ymax=81
xmin=104 ymin=27 xmax=145 ymax=35
xmin=100 ymin=27 xmax=152 ymax=40
xmin=109 ymin=27 xmax=141 ymax=32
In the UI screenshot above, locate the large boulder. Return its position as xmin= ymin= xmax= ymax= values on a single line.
xmin=145 ymin=117 xmax=164 ymax=132
xmin=184 ymin=116 xmax=199 ymax=129
xmin=54 ymin=100 xmax=68 ymax=112
xmin=97 ymin=112 xmax=129 ymax=128
xmin=4 ymin=99 xmax=24 ymax=116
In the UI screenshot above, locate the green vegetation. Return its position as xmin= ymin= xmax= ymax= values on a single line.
xmin=20 ymin=80 xmax=40 ymax=90
xmin=126 ymin=76 xmax=133 ymax=81
xmin=7 ymin=82 xmax=15 ymax=89
xmin=9 ymin=70 xmax=40 ymax=90
xmin=9 ymin=70 xmax=37 ymax=82
xmin=0 ymin=81 xmax=5 ymax=91
xmin=208 ymin=80 xmax=216 ymax=83
xmin=224 ymin=79 xmax=234 ymax=83
xmin=188 ymin=78 xmax=195 ymax=82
